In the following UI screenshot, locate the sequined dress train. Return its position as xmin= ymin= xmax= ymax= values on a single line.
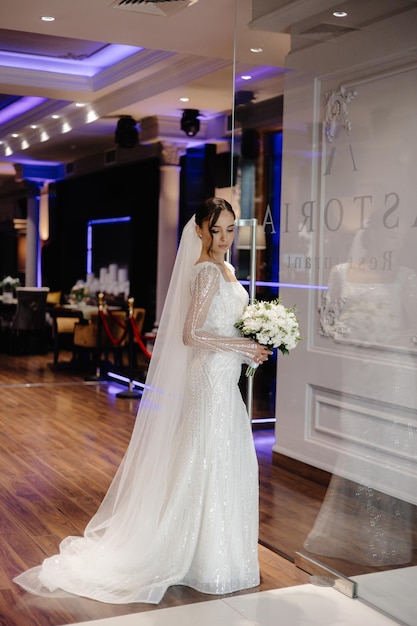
xmin=13 ymin=260 xmax=260 ymax=604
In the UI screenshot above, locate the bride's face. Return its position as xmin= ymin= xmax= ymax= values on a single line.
xmin=198 ymin=210 xmax=235 ymax=258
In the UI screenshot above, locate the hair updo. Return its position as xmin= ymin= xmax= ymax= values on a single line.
xmin=195 ymin=197 xmax=235 ymax=231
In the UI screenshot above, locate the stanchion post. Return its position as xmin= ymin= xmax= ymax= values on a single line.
xmin=235 ymin=218 xmax=258 ymax=423
xmin=116 ymin=296 xmax=141 ymax=399
xmin=86 ymin=292 xmax=107 ymax=382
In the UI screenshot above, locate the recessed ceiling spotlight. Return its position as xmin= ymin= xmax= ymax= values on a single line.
xmin=11 ymin=133 xmax=19 ymax=138
xmin=180 ymin=97 xmax=190 ymax=103
xmin=41 ymin=15 xmax=55 ymax=22
xmin=86 ymin=110 xmax=98 ymax=123
xmin=75 ymin=102 xmax=86 ymax=108
xmin=241 ymin=75 xmax=252 ymax=81
xmin=30 ymin=124 xmax=38 ymax=129
xmin=333 ymin=11 xmax=347 ymax=17
xmin=51 ymin=114 xmax=60 ymax=119
xmin=250 ymin=47 xmax=263 ymax=53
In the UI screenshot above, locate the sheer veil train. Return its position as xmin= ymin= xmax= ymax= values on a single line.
xmin=14 ymin=216 xmax=204 ymax=603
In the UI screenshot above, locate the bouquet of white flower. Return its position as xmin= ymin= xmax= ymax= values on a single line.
xmin=235 ymin=298 xmax=301 ymax=376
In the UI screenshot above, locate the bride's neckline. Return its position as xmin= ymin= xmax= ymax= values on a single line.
xmin=195 ymin=258 xmax=226 ymax=267
xmin=195 ymin=259 xmax=238 ymax=283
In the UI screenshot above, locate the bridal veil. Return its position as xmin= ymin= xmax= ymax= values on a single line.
xmin=14 ymin=216 xmax=204 ymax=603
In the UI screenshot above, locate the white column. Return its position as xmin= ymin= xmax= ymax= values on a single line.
xmin=25 ymin=183 xmax=41 ymax=287
xmin=155 ymin=142 xmax=185 ymax=326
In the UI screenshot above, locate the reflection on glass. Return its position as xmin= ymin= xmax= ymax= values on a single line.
xmin=305 ymin=208 xmax=417 ymax=568
xmin=230 ymin=14 xmax=286 ymax=424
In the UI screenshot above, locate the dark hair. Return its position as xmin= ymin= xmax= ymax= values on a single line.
xmin=195 ymin=197 xmax=235 ymax=230
xmin=195 ymin=198 xmax=236 ymax=255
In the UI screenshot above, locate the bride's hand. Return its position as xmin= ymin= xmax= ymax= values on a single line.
xmin=253 ymin=344 xmax=273 ymax=365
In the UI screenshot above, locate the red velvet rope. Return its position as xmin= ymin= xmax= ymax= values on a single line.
xmin=106 ymin=307 xmax=126 ymax=327
xmin=98 ymin=309 xmax=128 ymax=346
xmin=98 ymin=308 xmax=152 ymax=358
xmin=129 ymin=315 xmax=152 ymax=359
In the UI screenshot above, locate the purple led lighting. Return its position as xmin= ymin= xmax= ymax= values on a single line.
xmin=86 ymin=217 xmax=131 ymax=275
xmin=0 ymin=44 xmax=143 ymax=78
xmin=0 ymin=96 xmax=47 ymax=125
xmin=240 ymin=280 xmax=328 ymax=290
xmin=235 ymin=65 xmax=285 ymax=86
xmin=92 ymin=44 xmax=143 ymax=69
xmin=107 ymin=371 xmax=145 ymax=392
xmin=88 ymin=217 xmax=132 ymax=225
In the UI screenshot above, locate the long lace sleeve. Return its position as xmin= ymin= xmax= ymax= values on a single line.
xmin=183 ymin=263 xmax=258 ymax=363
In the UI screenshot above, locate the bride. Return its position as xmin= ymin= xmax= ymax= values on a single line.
xmin=13 ymin=197 xmax=271 ymax=604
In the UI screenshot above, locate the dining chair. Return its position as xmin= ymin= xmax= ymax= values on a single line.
xmin=73 ymin=307 xmax=146 ymax=370
xmin=49 ymin=307 xmax=84 ymax=364
xmin=73 ymin=309 xmax=127 ymax=368
xmin=3 ymin=287 xmax=50 ymax=354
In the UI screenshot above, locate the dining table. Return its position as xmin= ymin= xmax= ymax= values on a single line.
xmin=52 ymin=302 xmax=100 ymax=320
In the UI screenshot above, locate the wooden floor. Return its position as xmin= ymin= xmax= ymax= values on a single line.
xmin=0 ymin=347 xmax=325 ymax=626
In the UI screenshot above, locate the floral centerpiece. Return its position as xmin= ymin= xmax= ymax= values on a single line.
xmin=70 ymin=281 xmax=88 ymax=303
xmin=0 ymin=275 xmax=20 ymax=301
xmin=235 ymin=298 xmax=301 ymax=376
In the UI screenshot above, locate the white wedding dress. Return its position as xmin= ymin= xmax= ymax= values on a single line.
xmin=14 ymin=252 xmax=260 ymax=604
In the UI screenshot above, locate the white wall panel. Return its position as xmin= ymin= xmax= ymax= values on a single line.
xmin=275 ymin=12 xmax=417 ymax=505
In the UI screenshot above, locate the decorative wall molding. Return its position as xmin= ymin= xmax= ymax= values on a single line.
xmin=304 ymin=384 xmax=417 ymax=505
xmin=324 ymin=86 xmax=357 ymax=142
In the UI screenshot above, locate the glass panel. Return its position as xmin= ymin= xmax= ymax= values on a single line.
xmin=231 ymin=4 xmax=290 ymax=426
xmin=253 ymin=1 xmax=417 ymax=624
xmin=234 ymin=0 xmax=417 ymax=625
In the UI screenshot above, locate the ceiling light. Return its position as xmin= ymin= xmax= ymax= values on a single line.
xmin=40 ymin=131 xmax=49 ymax=142
xmin=21 ymin=140 xmax=30 ymax=150
xmin=41 ymin=15 xmax=55 ymax=22
xmin=250 ymin=47 xmax=263 ymax=53
xmin=51 ymin=114 xmax=60 ymax=119
xmin=86 ymin=110 xmax=99 ymax=123
xmin=11 ymin=133 xmax=19 ymax=138
xmin=179 ymin=97 xmax=190 ymax=103
xmin=30 ymin=124 xmax=38 ymax=129
xmin=241 ymin=75 xmax=252 ymax=81
xmin=75 ymin=102 xmax=86 ymax=108
xmin=333 ymin=11 xmax=347 ymax=17
xmin=181 ymin=109 xmax=200 ymax=137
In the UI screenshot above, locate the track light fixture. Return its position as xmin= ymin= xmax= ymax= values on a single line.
xmin=115 ymin=115 xmax=139 ymax=148
xmin=181 ymin=109 xmax=200 ymax=137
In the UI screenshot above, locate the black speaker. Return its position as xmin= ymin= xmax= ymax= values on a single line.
xmin=181 ymin=109 xmax=200 ymax=137
xmin=241 ymin=128 xmax=260 ymax=160
xmin=210 ymin=152 xmax=238 ymax=188
xmin=115 ymin=116 xmax=139 ymax=149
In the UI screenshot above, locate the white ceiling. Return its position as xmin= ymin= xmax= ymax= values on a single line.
xmin=0 ymin=0 xmax=415 ymax=170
